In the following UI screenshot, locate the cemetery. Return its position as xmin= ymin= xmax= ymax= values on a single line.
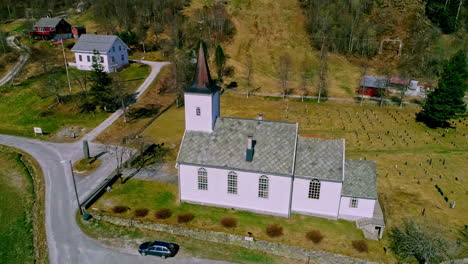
xmin=89 ymin=92 xmax=468 ymax=262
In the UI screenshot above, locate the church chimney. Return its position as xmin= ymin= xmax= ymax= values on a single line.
xmin=246 ymin=135 xmax=254 ymax=162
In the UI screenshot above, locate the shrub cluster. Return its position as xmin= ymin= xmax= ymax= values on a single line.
xmin=351 ymin=240 xmax=368 ymax=253
xmin=134 ymin=208 xmax=149 ymax=217
xmin=266 ymin=223 xmax=283 ymax=237
xmin=306 ymin=230 xmax=324 ymax=244
xmin=155 ymin=208 xmax=172 ymax=219
xmin=177 ymin=213 xmax=194 ymax=223
xmin=112 ymin=205 xmax=129 ymax=214
xmin=220 ymin=216 xmax=237 ymax=228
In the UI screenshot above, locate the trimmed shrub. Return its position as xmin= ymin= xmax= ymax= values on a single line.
xmin=266 ymin=223 xmax=283 ymax=237
xmin=112 ymin=205 xmax=129 ymax=214
xmin=134 ymin=208 xmax=149 ymax=217
xmin=155 ymin=208 xmax=172 ymax=219
xmin=306 ymin=230 xmax=324 ymax=244
xmin=220 ymin=216 xmax=237 ymax=228
xmin=352 ymin=240 xmax=368 ymax=253
xmin=177 ymin=213 xmax=194 ymax=223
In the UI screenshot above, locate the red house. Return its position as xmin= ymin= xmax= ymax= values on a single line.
xmin=358 ymin=76 xmax=388 ymax=97
xmin=30 ymin=18 xmax=72 ymax=40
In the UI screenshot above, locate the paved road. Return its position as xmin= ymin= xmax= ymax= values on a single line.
xmin=0 ymin=61 xmax=230 ymax=264
xmin=0 ymin=36 xmax=30 ymax=86
xmin=0 ymin=135 xmax=229 ymax=264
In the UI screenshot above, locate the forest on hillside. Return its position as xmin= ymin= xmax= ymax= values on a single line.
xmin=0 ymin=0 xmax=466 ymax=90
xmin=299 ymin=0 xmax=467 ymax=79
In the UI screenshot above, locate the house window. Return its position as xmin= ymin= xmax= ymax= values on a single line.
xmin=79 ymin=55 xmax=82 ymax=62
xmin=258 ymin=175 xmax=269 ymax=198
xmin=308 ymin=180 xmax=320 ymax=199
xmin=227 ymin=171 xmax=237 ymax=194
xmin=112 ymin=47 xmax=115 ymax=52
xmin=87 ymin=56 xmax=90 ymax=62
xmin=111 ymin=56 xmax=115 ymax=63
xmin=350 ymin=198 xmax=359 ymax=208
xmin=119 ymin=46 xmax=121 ymax=51
xmin=121 ymin=54 xmax=124 ymax=61
xmin=196 ymin=107 xmax=201 ymax=116
xmin=198 ymin=168 xmax=208 ymax=190
xmin=100 ymin=56 xmax=104 ymax=63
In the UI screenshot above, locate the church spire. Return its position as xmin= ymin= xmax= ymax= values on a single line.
xmin=186 ymin=43 xmax=219 ymax=94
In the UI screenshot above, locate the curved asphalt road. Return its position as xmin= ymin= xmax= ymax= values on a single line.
xmin=0 ymin=61 xmax=230 ymax=264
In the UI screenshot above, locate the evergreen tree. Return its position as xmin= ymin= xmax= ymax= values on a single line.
xmin=89 ymin=50 xmax=115 ymax=110
xmin=416 ymin=50 xmax=467 ymax=127
xmin=214 ymin=44 xmax=226 ymax=82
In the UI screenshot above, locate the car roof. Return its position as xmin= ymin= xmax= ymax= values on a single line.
xmin=150 ymin=241 xmax=171 ymax=247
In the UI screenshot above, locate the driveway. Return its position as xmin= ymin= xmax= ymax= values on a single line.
xmin=0 ymin=60 xmax=231 ymax=264
xmin=0 ymin=36 xmax=30 ymax=86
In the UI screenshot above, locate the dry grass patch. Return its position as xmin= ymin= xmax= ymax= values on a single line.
xmin=73 ymin=158 xmax=102 ymax=176
xmin=352 ymin=240 xmax=369 ymax=253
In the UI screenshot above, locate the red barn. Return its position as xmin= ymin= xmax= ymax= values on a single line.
xmin=358 ymin=76 xmax=388 ymax=97
xmin=31 ymin=18 xmax=72 ymax=40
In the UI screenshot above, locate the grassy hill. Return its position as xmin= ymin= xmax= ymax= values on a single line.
xmin=188 ymin=0 xmax=362 ymax=98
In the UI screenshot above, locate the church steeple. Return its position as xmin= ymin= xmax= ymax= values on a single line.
xmin=186 ymin=44 xmax=219 ymax=94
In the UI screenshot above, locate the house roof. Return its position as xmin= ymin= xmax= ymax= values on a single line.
xmin=71 ymin=34 xmax=126 ymax=53
xmin=342 ymin=160 xmax=377 ymax=199
xmin=186 ymin=44 xmax=220 ymax=94
xmin=294 ymin=137 xmax=344 ymax=181
xmin=360 ymin=76 xmax=387 ymax=89
xmin=34 ymin=17 xmax=65 ymax=28
xmin=177 ymin=117 xmax=298 ymax=176
xmin=389 ymin=77 xmax=410 ymax=85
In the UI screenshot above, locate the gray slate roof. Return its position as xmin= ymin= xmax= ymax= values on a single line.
xmin=360 ymin=76 xmax=387 ymax=89
xmin=342 ymin=160 xmax=377 ymax=199
xmin=34 ymin=17 xmax=64 ymax=28
xmin=71 ymin=34 xmax=125 ymax=53
xmin=294 ymin=136 xmax=344 ymax=181
xmin=177 ymin=117 xmax=297 ymax=176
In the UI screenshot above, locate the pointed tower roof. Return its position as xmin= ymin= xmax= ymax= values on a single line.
xmin=186 ymin=44 xmax=219 ymax=94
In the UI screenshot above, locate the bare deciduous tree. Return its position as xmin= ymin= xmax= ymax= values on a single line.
xmin=318 ymin=39 xmax=328 ymax=102
xmin=278 ymin=53 xmax=292 ymax=99
xmin=245 ymin=52 xmax=254 ymax=97
xmin=105 ymin=143 xmax=133 ymax=184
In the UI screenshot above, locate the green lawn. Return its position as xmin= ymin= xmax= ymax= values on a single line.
xmin=0 ymin=63 xmax=149 ymax=138
xmin=0 ymin=146 xmax=35 ymax=263
xmin=78 ymin=213 xmax=302 ymax=264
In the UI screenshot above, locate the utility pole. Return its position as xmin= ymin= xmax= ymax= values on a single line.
xmin=61 ymin=160 xmax=83 ymax=215
xmin=61 ymin=39 xmax=72 ymax=93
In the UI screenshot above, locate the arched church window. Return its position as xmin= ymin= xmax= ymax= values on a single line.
xmin=258 ymin=175 xmax=269 ymax=198
xmin=227 ymin=171 xmax=238 ymax=194
xmin=198 ymin=168 xmax=208 ymax=190
xmin=196 ymin=107 xmax=201 ymax=116
xmin=308 ymin=180 xmax=320 ymax=199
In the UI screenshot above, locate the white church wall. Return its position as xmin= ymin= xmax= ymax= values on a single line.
xmin=179 ymin=164 xmax=292 ymax=217
xmin=338 ymin=197 xmax=375 ymax=220
xmin=291 ymin=178 xmax=342 ymax=219
xmin=184 ymin=93 xmax=218 ymax=132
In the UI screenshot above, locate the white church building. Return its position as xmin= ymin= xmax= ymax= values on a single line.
xmin=176 ymin=46 xmax=385 ymax=240
xmin=71 ymin=34 xmax=129 ymax=73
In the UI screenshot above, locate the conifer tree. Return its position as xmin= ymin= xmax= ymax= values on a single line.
xmin=416 ymin=50 xmax=467 ymax=127
xmin=89 ymin=50 xmax=114 ymax=110
xmin=214 ymin=44 xmax=226 ymax=82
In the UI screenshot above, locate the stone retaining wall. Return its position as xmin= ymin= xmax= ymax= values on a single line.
xmin=92 ymin=214 xmax=380 ymax=264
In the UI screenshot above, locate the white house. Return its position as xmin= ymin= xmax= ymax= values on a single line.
xmin=71 ymin=34 xmax=129 ymax=73
xmin=176 ymin=45 xmax=385 ymax=240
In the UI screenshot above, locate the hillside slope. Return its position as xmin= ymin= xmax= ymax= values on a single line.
xmin=190 ymin=0 xmax=362 ymax=98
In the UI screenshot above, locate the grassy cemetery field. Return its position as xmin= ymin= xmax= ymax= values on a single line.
xmin=90 ymin=93 xmax=468 ymax=261
xmin=0 ymin=146 xmax=47 ymax=264
xmin=0 ymin=63 xmax=150 ymax=138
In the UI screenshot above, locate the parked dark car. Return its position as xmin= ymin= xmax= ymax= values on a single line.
xmin=138 ymin=241 xmax=179 ymax=259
